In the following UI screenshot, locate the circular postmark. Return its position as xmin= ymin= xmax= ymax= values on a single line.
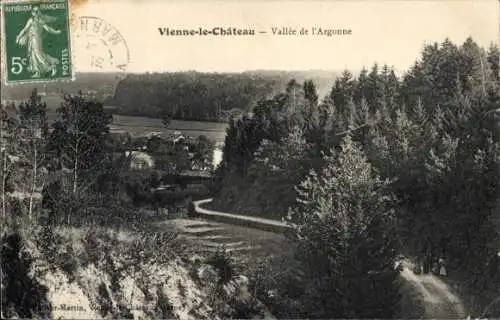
xmin=73 ymin=16 xmax=130 ymax=73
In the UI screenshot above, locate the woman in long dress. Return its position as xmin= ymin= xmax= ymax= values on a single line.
xmin=439 ymin=258 xmax=447 ymax=276
xmin=15 ymin=6 xmax=61 ymax=78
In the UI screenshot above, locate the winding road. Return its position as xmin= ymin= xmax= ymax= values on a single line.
xmin=161 ymin=199 xmax=470 ymax=319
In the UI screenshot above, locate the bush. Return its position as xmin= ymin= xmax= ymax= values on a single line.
xmin=1 ymin=232 xmax=51 ymax=319
xmin=186 ymin=200 xmax=198 ymax=218
xmin=37 ymin=226 xmax=78 ymax=281
xmin=206 ymin=248 xmax=235 ymax=288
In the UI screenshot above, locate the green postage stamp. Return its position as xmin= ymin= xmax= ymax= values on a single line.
xmin=1 ymin=0 xmax=72 ymax=84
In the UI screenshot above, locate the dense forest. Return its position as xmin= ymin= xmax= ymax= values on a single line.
xmin=107 ymin=71 xmax=337 ymax=122
xmin=214 ymin=37 xmax=500 ymax=318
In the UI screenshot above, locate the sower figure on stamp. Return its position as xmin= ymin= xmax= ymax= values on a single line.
xmin=15 ymin=6 xmax=61 ymax=78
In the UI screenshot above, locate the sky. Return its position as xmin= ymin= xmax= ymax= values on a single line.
xmin=68 ymin=0 xmax=499 ymax=75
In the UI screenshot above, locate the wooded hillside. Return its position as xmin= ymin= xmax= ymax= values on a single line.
xmin=214 ymin=37 xmax=500 ymax=318
xmin=107 ymin=71 xmax=338 ymax=122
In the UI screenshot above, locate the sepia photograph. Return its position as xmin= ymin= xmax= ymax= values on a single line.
xmin=0 ymin=0 xmax=499 ymax=319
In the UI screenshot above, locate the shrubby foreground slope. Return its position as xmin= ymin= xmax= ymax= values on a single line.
xmin=1 ymin=222 xmax=273 ymax=319
xmin=0 ymin=91 xmax=271 ymax=319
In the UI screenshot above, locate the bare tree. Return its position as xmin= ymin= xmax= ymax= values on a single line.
xmin=18 ymin=90 xmax=48 ymax=219
xmin=46 ymin=93 xmax=112 ymax=223
xmin=0 ymin=103 xmax=7 ymax=223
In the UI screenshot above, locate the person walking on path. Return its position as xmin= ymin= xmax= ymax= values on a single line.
xmin=423 ymin=252 xmax=432 ymax=274
xmin=439 ymin=257 xmax=447 ymax=276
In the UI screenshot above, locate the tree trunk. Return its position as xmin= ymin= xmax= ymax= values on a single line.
xmin=1 ymin=152 xmax=5 ymax=221
xmin=0 ymin=115 xmax=5 ymax=222
xmin=479 ymin=55 xmax=487 ymax=96
xmin=70 ymin=142 xmax=79 ymax=225
xmin=73 ymin=148 xmax=78 ymax=194
xmin=28 ymin=145 xmax=37 ymax=220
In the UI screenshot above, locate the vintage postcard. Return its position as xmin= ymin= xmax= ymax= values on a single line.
xmin=1 ymin=0 xmax=499 ymax=320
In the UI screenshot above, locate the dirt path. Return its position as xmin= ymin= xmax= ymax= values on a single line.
xmin=400 ymin=265 xmax=467 ymax=319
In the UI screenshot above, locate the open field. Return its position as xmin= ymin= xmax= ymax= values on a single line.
xmin=110 ymin=115 xmax=228 ymax=144
xmin=3 ymin=96 xmax=228 ymax=144
xmin=46 ymin=110 xmax=229 ymax=144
